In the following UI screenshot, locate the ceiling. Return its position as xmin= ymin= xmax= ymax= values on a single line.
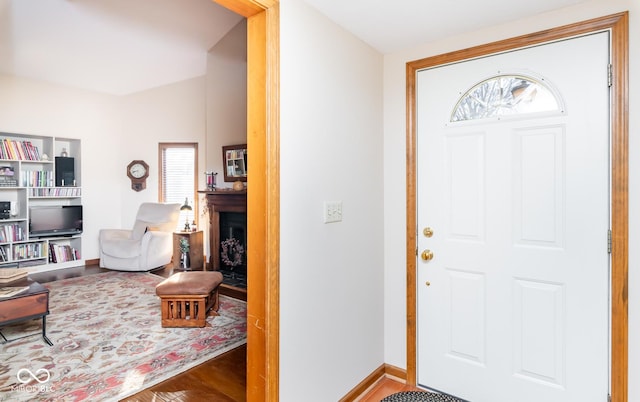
xmin=305 ymin=0 xmax=590 ymax=53
xmin=0 ymin=0 xmax=243 ymax=95
xmin=0 ymin=0 xmax=590 ymax=95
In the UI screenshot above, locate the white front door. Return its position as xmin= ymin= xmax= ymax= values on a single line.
xmin=416 ymin=32 xmax=610 ymax=402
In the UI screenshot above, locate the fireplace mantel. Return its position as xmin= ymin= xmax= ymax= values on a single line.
xmin=199 ymin=190 xmax=247 ymax=271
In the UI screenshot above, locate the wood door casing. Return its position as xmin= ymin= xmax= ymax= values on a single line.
xmin=212 ymin=1 xmax=280 ymax=401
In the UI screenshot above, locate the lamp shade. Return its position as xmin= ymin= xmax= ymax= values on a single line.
xmin=180 ymin=198 xmax=192 ymax=232
xmin=180 ymin=197 xmax=192 ymax=211
xmin=180 ymin=198 xmax=192 ymax=211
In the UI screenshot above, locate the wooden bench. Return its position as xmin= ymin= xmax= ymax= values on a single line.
xmin=155 ymin=271 xmax=223 ymax=328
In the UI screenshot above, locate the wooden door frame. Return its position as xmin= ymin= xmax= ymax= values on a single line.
xmin=213 ymin=1 xmax=280 ymax=401
xmin=406 ymin=13 xmax=628 ymax=402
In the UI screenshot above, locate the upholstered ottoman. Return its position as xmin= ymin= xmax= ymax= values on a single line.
xmin=155 ymin=271 xmax=224 ymax=328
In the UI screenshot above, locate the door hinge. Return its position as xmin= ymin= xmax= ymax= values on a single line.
xmin=608 ymin=64 xmax=613 ymax=87
xmin=607 ymin=229 xmax=612 ymax=254
xmin=608 ymin=393 xmax=611 ymax=402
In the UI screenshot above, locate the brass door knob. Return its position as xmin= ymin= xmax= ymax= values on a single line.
xmin=423 ymin=227 xmax=434 ymax=237
xmin=421 ymin=249 xmax=434 ymax=261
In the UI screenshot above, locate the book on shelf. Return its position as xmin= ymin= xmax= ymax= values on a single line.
xmin=0 ymin=286 xmax=29 ymax=298
xmin=0 ymin=166 xmax=17 ymax=187
xmin=23 ymin=170 xmax=54 ymax=188
xmin=0 ymin=139 xmax=41 ymax=161
xmin=0 ymin=177 xmax=18 ymax=187
xmin=12 ymin=243 xmax=44 ymax=260
xmin=0 ymin=224 xmax=25 ymax=242
xmin=0 ymin=246 xmax=9 ymax=262
xmin=49 ymin=243 xmax=79 ymax=263
xmin=29 ymin=187 xmax=81 ymax=197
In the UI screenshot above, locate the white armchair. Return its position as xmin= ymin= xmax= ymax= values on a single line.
xmin=99 ymin=202 xmax=181 ymax=271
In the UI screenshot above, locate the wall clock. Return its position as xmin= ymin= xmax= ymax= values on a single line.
xmin=127 ymin=160 xmax=149 ymax=192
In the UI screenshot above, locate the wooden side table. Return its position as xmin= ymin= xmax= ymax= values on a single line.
xmin=173 ymin=231 xmax=204 ymax=270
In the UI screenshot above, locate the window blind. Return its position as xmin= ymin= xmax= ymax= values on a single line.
xmin=160 ymin=145 xmax=196 ymax=231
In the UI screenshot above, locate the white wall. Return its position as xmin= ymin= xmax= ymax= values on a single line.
xmin=279 ymin=0 xmax=384 ymax=400
xmin=120 ymin=76 xmax=206 ymax=229
xmin=206 ymin=19 xmax=247 ymax=191
xmin=0 ymin=74 xmax=121 ymax=260
xmin=382 ymin=0 xmax=639 ymax=400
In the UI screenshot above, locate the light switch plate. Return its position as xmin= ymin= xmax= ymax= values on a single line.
xmin=323 ymin=201 xmax=342 ymax=223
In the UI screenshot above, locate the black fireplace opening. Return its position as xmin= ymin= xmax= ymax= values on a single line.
xmin=219 ymin=211 xmax=247 ymax=288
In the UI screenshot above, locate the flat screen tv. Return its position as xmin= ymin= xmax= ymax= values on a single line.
xmin=29 ymin=205 xmax=83 ymax=238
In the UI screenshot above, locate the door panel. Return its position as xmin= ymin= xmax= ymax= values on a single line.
xmin=447 ymin=269 xmax=486 ymax=365
xmin=514 ymin=126 xmax=564 ymax=246
xmin=513 ymin=279 xmax=565 ymax=387
xmin=416 ymin=32 xmax=610 ymax=402
xmin=446 ymin=134 xmax=485 ymax=241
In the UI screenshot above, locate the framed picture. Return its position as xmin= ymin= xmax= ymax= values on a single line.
xmin=222 ymin=144 xmax=247 ymax=182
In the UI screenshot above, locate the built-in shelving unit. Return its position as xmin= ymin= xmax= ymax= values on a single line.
xmin=0 ymin=132 xmax=83 ymax=272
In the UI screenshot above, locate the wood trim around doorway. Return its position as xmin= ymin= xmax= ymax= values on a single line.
xmin=213 ymin=1 xmax=280 ymax=401
xmin=405 ymin=12 xmax=628 ymax=402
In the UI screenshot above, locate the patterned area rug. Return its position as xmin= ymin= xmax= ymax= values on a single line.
xmin=382 ymin=391 xmax=465 ymax=402
xmin=0 ymin=272 xmax=246 ymax=401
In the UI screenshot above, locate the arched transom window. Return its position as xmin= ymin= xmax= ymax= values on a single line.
xmin=451 ymin=75 xmax=561 ymax=122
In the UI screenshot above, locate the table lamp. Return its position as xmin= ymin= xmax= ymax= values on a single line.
xmin=180 ymin=198 xmax=192 ymax=231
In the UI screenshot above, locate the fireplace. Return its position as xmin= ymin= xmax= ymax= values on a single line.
xmin=219 ymin=211 xmax=246 ymax=274
xmin=199 ymin=190 xmax=247 ymax=290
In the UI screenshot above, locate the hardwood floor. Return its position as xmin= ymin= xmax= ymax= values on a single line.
xmin=356 ymin=377 xmax=426 ymax=401
xmin=121 ymin=344 xmax=247 ymax=402
xmin=28 ymin=263 xmax=416 ymax=401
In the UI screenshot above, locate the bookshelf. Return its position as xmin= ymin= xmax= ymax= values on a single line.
xmin=0 ymin=132 xmax=83 ymax=272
